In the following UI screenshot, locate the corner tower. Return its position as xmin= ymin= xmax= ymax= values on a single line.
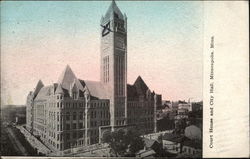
xmin=100 ymin=0 xmax=127 ymax=129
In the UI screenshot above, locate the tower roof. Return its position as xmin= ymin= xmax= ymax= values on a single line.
xmin=133 ymin=76 xmax=149 ymax=95
xmin=104 ymin=0 xmax=124 ymax=21
xmin=57 ymin=65 xmax=84 ymax=91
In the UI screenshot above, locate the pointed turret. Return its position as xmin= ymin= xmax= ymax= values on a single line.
xmin=55 ymin=84 xmax=64 ymax=94
xmin=33 ymin=80 xmax=44 ymax=98
xmin=57 ymin=65 xmax=84 ymax=91
xmin=103 ymin=0 xmax=124 ymax=22
xmin=71 ymin=80 xmax=78 ymax=92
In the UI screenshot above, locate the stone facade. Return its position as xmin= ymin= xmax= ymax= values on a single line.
xmin=26 ymin=0 xmax=162 ymax=152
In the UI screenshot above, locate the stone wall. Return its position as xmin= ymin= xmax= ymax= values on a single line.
xmin=17 ymin=126 xmax=51 ymax=155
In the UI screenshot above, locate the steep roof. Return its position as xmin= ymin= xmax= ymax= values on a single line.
xmin=35 ymin=85 xmax=53 ymax=100
xmin=83 ymin=80 xmax=109 ymax=99
xmin=104 ymin=0 xmax=124 ymax=22
xmin=55 ymin=84 xmax=64 ymax=94
xmin=133 ymin=76 xmax=149 ymax=96
xmin=33 ymin=80 xmax=44 ymax=98
xmin=57 ymin=65 xmax=84 ymax=91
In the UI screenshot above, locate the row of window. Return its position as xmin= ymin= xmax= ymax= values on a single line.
xmin=65 ymin=139 xmax=85 ymax=149
xmin=90 ymin=120 xmax=110 ymax=127
xmin=47 ymin=139 xmax=85 ymax=151
xmin=90 ymin=101 xmax=109 ymax=108
xmin=127 ymin=118 xmax=154 ymax=124
xmin=44 ymin=131 xmax=85 ymax=145
xmin=115 ymin=55 xmax=124 ymax=96
xmin=90 ymin=110 xmax=110 ymax=119
xmin=116 ymin=120 xmax=125 ymax=126
xmin=65 ymin=131 xmax=85 ymax=140
xmin=65 ymin=123 xmax=84 ymax=130
xmin=65 ymin=112 xmax=84 ymax=121
xmin=115 ymin=110 xmax=124 ymax=117
xmin=182 ymin=147 xmax=200 ymax=155
xmin=127 ymin=109 xmax=154 ymax=116
xmin=128 ymin=102 xmax=154 ymax=107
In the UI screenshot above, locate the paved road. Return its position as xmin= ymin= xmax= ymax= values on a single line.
xmin=6 ymin=127 xmax=29 ymax=156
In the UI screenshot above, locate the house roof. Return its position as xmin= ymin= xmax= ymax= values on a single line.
xmin=162 ymin=133 xmax=184 ymax=143
xmin=182 ymin=138 xmax=202 ymax=149
xmin=143 ymin=138 xmax=158 ymax=148
xmin=137 ymin=148 xmax=156 ymax=157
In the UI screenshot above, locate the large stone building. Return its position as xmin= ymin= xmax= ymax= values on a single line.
xmin=26 ymin=0 xmax=162 ymax=152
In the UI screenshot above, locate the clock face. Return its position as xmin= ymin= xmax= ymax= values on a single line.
xmin=101 ymin=21 xmax=111 ymax=37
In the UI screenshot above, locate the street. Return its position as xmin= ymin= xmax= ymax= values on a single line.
xmin=5 ymin=127 xmax=29 ymax=156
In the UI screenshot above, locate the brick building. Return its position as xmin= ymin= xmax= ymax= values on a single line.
xmin=26 ymin=0 xmax=162 ymax=152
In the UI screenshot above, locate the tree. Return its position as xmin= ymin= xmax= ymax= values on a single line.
xmin=102 ymin=129 xmax=144 ymax=157
xmin=126 ymin=130 xmax=144 ymax=155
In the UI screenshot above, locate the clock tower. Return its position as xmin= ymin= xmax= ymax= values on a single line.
xmin=100 ymin=0 xmax=127 ymax=129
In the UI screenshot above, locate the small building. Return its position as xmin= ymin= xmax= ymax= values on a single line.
xmin=175 ymin=108 xmax=189 ymax=120
xmin=162 ymin=133 xmax=183 ymax=154
xmin=136 ymin=149 xmax=156 ymax=158
xmin=182 ymin=139 xmax=202 ymax=156
xmin=135 ymin=138 xmax=160 ymax=158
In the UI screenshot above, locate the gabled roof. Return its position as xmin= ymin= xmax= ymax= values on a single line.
xmin=57 ymin=65 xmax=84 ymax=92
xmin=55 ymin=84 xmax=64 ymax=94
xmin=104 ymin=0 xmax=124 ymax=22
xmin=143 ymin=138 xmax=159 ymax=148
xmin=133 ymin=76 xmax=149 ymax=96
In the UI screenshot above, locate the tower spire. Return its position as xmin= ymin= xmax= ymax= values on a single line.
xmin=103 ymin=0 xmax=124 ymax=21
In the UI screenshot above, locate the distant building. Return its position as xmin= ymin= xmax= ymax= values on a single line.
xmin=26 ymin=0 xmax=161 ymax=153
xmin=136 ymin=138 xmax=161 ymax=158
xmin=136 ymin=149 xmax=156 ymax=158
xmin=191 ymin=102 xmax=203 ymax=112
xmin=162 ymin=133 xmax=201 ymax=156
xmin=182 ymin=139 xmax=201 ymax=156
xmin=162 ymin=133 xmax=183 ymax=154
xmin=175 ymin=108 xmax=189 ymax=120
